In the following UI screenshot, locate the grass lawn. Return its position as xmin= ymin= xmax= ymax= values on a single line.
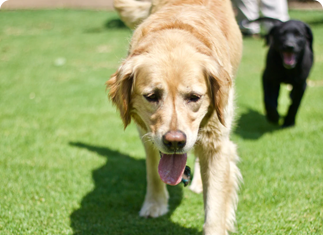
xmin=0 ymin=9 xmax=322 ymax=235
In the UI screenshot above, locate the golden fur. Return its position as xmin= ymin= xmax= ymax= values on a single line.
xmin=108 ymin=0 xmax=243 ymax=234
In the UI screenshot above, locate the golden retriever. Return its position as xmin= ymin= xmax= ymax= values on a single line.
xmin=107 ymin=0 xmax=242 ymax=233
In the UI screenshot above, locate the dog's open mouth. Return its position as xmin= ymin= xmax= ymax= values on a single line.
xmin=158 ymin=152 xmax=187 ymax=185
xmin=282 ymin=52 xmax=296 ymax=69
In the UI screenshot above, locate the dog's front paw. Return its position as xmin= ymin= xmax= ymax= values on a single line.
xmin=266 ymin=112 xmax=279 ymax=124
xmin=282 ymin=116 xmax=295 ymax=128
xmin=282 ymin=121 xmax=295 ymax=128
xmin=139 ymin=198 xmax=168 ymax=218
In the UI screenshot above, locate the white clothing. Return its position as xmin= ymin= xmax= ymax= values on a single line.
xmin=232 ymin=0 xmax=289 ymax=34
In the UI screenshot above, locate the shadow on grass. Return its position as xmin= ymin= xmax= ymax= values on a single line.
xmin=105 ymin=18 xmax=127 ymax=29
xmin=69 ymin=142 xmax=201 ymax=235
xmin=306 ymin=18 xmax=323 ymax=26
xmin=84 ymin=19 xmax=128 ymax=34
xmin=234 ymin=108 xmax=280 ymax=140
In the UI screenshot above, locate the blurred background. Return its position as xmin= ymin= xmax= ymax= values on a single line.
xmin=1 ymin=0 xmax=322 ymax=10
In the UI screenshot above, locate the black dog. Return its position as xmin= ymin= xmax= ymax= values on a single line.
xmin=248 ymin=18 xmax=314 ymax=127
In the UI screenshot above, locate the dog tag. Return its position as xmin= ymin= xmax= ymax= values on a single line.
xmin=181 ymin=166 xmax=191 ymax=187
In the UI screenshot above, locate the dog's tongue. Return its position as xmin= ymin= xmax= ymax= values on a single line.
xmin=283 ymin=52 xmax=296 ymax=67
xmin=158 ymin=153 xmax=187 ymax=185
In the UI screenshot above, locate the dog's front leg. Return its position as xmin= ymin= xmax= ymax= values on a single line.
xmin=196 ymin=140 xmax=240 ymax=235
xmin=262 ymin=75 xmax=281 ymax=124
xmin=283 ymin=83 xmax=307 ymax=127
xmin=139 ymin=131 xmax=169 ymax=218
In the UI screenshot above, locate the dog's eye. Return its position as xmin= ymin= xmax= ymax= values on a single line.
xmin=144 ymin=93 xmax=159 ymax=102
xmin=187 ymin=94 xmax=201 ymax=103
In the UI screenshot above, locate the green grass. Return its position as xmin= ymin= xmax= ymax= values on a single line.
xmin=0 ymin=9 xmax=322 ymax=235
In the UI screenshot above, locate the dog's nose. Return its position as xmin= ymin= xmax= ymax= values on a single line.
xmin=285 ymin=44 xmax=295 ymax=51
xmin=162 ymin=131 xmax=186 ymax=151
xmin=284 ymin=41 xmax=296 ymax=51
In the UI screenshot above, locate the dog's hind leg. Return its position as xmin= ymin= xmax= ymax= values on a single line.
xmin=283 ymin=83 xmax=307 ymax=127
xmin=262 ymin=75 xmax=281 ymax=124
xmin=139 ymin=131 xmax=169 ymax=218
xmin=189 ymin=157 xmax=203 ymax=194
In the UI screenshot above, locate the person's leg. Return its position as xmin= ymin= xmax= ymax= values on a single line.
xmin=232 ymin=0 xmax=260 ymax=35
xmin=261 ymin=0 xmax=289 ymax=32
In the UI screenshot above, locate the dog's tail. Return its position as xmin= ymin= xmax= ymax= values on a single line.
xmin=240 ymin=17 xmax=283 ymax=31
xmin=241 ymin=17 xmax=284 ymax=46
xmin=247 ymin=17 xmax=283 ymax=25
xmin=114 ymin=0 xmax=152 ymax=29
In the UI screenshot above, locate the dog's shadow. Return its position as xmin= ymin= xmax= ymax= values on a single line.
xmin=69 ymin=142 xmax=201 ymax=235
xmin=105 ymin=18 xmax=128 ymax=29
xmin=307 ymin=18 xmax=323 ymax=26
xmin=84 ymin=18 xmax=128 ymax=34
xmin=234 ymin=108 xmax=280 ymax=140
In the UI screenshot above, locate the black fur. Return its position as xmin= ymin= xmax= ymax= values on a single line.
xmin=252 ymin=18 xmax=314 ymax=127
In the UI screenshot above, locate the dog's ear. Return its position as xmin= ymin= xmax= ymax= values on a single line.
xmin=265 ymin=25 xmax=277 ymax=46
xmin=304 ymin=23 xmax=313 ymax=53
xmin=106 ymin=58 xmax=135 ymax=129
xmin=204 ymin=59 xmax=232 ymax=126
